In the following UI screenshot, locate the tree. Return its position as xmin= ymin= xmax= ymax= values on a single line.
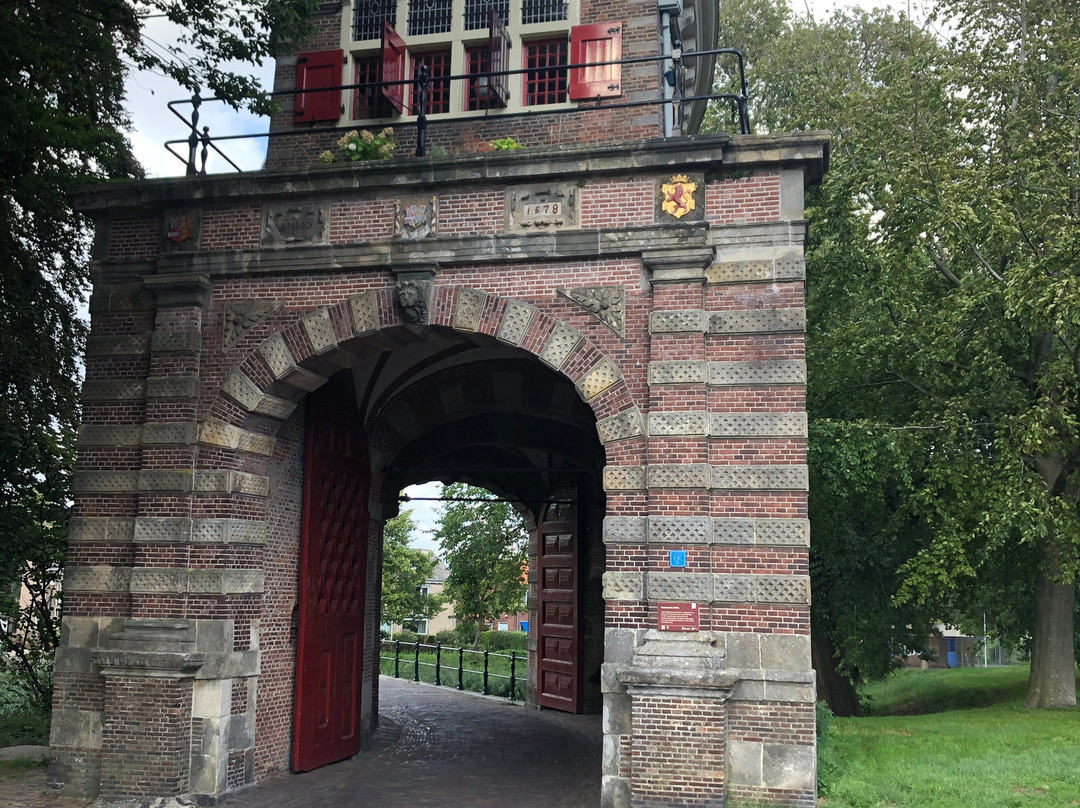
xmin=380 ymin=509 xmax=443 ymax=630
xmin=714 ymin=0 xmax=1080 ymax=708
xmin=1 ymin=0 xmax=318 ymax=705
xmin=433 ymin=484 xmax=528 ymax=648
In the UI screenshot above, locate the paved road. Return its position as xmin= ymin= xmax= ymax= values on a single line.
xmin=2 ymin=678 xmax=601 ymax=808
xmin=223 ymin=678 xmax=602 ymax=808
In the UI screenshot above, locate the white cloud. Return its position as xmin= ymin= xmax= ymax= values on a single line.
xmin=125 ymin=19 xmax=275 ymax=178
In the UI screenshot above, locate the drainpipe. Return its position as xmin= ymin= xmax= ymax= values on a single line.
xmin=658 ymin=0 xmax=683 ymax=138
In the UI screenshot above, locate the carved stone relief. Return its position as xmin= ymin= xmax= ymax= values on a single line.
xmin=222 ymin=301 xmax=283 ymax=350
xmin=395 ymin=195 xmax=438 ymax=239
xmin=262 ymin=202 xmax=328 ymax=245
xmin=395 ymin=278 xmax=432 ymax=325
xmin=558 ymin=286 xmax=625 ymax=336
xmin=163 ymin=209 xmax=201 ymax=252
xmin=507 ymin=184 xmax=577 ymax=232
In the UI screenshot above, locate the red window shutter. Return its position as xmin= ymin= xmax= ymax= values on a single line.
xmin=381 ymin=22 xmax=406 ymax=114
xmin=295 ymin=50 xmax=343 ymax=123
xmin=568 ymin=22 xmax=622 ymax=101
xmin=487 ymin=8 xmax=511 ymax=108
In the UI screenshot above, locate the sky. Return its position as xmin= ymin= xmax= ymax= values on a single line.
xmin=122 ymin=0 xmax=915 ymax=552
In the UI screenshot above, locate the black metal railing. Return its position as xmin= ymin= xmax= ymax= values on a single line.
xmin=380 ymin=639 xmax=525 ymax=701
xmin=166 ymin=47 xmax=749 ymax=175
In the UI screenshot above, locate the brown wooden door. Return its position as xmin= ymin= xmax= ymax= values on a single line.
xmin=537 ymin=499 xmax=581 ymax=712
xmin=292 ymin=387 xmax=369 ymax=772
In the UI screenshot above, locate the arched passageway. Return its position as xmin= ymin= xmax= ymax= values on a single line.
xmin=287 ymin=324 xmax=607 ymax=772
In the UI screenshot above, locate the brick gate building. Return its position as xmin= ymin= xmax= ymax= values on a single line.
xmin=49 ymin=1 xmax=828 ymax=805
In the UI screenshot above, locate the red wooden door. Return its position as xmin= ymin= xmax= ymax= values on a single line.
xmin=537 ymin=499 xmax=581 ymax=712
xmin=292 ymin=388 xmax=369 ymax=772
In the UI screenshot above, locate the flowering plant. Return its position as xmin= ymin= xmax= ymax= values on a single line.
xmin=322 ymin=128 xmax=396 ymax=163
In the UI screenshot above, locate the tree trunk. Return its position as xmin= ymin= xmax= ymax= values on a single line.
xmin=812 ymin=626 xmax=862 ymax=717
xmin=1024 ymin=535 xmax=1077 ymax=708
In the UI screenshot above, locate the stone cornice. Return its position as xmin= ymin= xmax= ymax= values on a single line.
xmin=70 ymin=133 xmax=830 ymax=215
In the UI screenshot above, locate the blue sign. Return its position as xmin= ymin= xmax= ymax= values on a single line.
xmin=668 ymin=550 xmax=687 ymax=568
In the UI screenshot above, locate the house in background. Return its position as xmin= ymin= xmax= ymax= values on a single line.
xmin=388 ymin=561 xmax=528 ymax=638
xmin=387 ymin=562 xmax=456 ymax=637
xmin=904 ymin=624 xmax=1010 ymax=669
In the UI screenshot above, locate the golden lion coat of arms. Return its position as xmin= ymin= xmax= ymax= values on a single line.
xmin=661 ymin=174 xmax=698 ymax=219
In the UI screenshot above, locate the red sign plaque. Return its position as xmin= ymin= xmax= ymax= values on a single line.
xmin=657 ymin=601 xmax=699 ymax=632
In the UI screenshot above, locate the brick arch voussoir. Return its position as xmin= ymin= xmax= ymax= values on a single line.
xmin=198 ymin=287 xmax=645 ymax=471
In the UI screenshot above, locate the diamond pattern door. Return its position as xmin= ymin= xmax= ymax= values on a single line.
xmin=537 ymin=498 xmax=581 ymax=712
xmin=293 ymin=385 xmax=369 ymax=772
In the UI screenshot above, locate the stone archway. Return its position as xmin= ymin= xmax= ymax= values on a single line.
xmin=186 ymin=285 xmax=641 ymax=792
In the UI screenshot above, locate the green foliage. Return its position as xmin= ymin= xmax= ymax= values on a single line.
xmin=477 ymin=630 xmax=527 ymax=652
xmin=392 ymin=630 xmax=420 ymax=644
xmin=814 ymin=701 xmax=840 ymax=794
xmin=714 ymin=0 xmax=1080 ymax=706
xmin=380 ymin=509 xmax=443 ymax=627
xmin=1 ymin=0 xmax=320 ymax=717
xmin=434 ymin=484 xmax=528 ymax=648
xmin=824 ymin=667 xmax=1080 ymax=807
xmin=0 ymin=670 xmax=51 ymax=745
xmin=489 ymin=137 xmax=523 ymax=150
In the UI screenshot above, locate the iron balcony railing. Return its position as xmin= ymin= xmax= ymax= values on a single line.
xmin=167 ymin=46 xmax=749 ymax=176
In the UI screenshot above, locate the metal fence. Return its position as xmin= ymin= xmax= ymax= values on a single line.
xmin=166 ymin=46 xmax=748 ymax=175
xmin=380 ymin=639 xmax=525 ymax=701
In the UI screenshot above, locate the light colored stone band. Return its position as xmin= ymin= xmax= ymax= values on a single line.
xmin=708 ymin=361 xmax=806 ymax=386
xmin=648 ymin=361 xmax=806 ymax=386
xmin=603 ymin=516 xmax=809 ymax=547
xmin=69 ymin=517 xmax=268 ymax=545
xmin=706 ymin=245 xmax=806 ymax=285
xmin=133 ymin=518 xmax=268 ymax=545
xmin=65 ymin=566 xmax=133 ymax=592
xmin=130 ymin=568 xmax=265 ymax=595
xmin=601 ymin=571 xmax=810 ymax=605
xmin=72 ymin=471 xmax=139 ymax=494
xmin=81 ymin=379 xmax=147 ymax=401
xmin=648 ymin=309 xmax=805 ymax=336
xmin=85 ymin=334 xmax=151 ymax=357
xmin=603 ymin=465 xmax=807 ymax=492
xmin=64 ymin=566 xmax=264 ymax=595
xmin=78 ymin=423 xmax=203 ymax=447
xmin=708 ymin=309 xmax=805 ymax=335
xmin=68 ymin=517 xmax=137 ymax=544
xmin=146 ymin=376 xmax=200 ymax=399
xmin=151 ymin=331 xmax=202 ymax=354
xmin=72 ymin=469 xmax=269 ymax=496
xmin=648 ymin=411 xmax=807 ymax=437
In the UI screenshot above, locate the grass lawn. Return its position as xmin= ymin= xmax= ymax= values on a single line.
xmin=821 ymin=665 xmax=1080 ymax=807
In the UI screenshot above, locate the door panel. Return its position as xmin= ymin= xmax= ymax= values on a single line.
xmin=293 ymin=387 xmax=369 ymax=772
xmin=537 ymin=499 xmax=581 ymax=712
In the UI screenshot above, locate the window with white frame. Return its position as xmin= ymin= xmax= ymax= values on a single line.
xmin=290 ymin=0 xmax=629 ymax=125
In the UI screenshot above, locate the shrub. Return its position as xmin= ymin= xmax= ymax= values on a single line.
xmin=478 ymin=630 xmax=527 ymax=652
xmin=392 ymin=630 xmax=419 ymax=644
